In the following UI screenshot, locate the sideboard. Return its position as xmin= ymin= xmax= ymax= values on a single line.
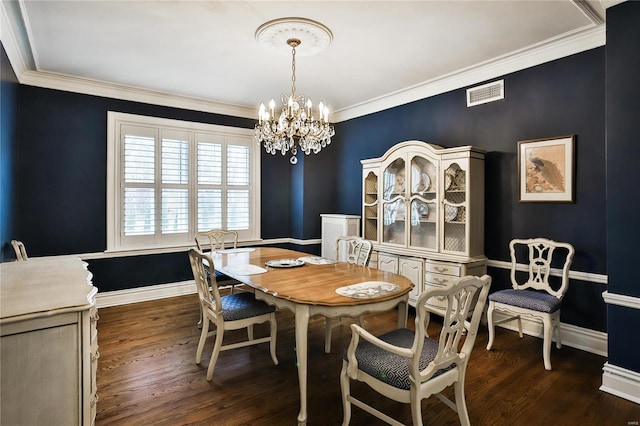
xmin=1 ymin=256 xmax=98 ymax=425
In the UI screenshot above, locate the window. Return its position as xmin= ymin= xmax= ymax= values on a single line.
xmin=107 ymin=112 xmax=260 ymax=252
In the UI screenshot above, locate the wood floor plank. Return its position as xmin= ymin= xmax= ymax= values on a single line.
xmin=95 ymin=294 xmax=640 ymax=425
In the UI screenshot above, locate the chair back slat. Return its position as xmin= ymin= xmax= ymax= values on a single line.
xmin=195 ymin=230 xmax=238 ymax=252
xmin=336 ymin=236 xmax=372 ymax=266
xmin=414 ymin=275 xmax=491 ymax=382
xmin=11 ymin=240 xmax=28 ymax=261
xmin=509 ymin=238 xmax=575 ymax=299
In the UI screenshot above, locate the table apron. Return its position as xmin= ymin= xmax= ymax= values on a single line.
xmin=254 ymin=292 xmax=409 ymax=328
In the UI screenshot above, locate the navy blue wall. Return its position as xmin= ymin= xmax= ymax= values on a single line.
xmin=605 ymin=1 xmax=640 ymax=373
xmin=0 ymin=44 xmax=19 ymax=262
xmin=332 ymin=47 xmax=607 ymax=331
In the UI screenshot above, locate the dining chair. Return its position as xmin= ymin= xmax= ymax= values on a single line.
xmin=486 ymin=237 xmax=575 ymax=370
xmin=324 ymin=236 xmax=373 ymax=353
xmin=188 ymin=248 xmax=278 ymax=381
xmin=340 ymin=275 xmax=491 ymax=426
xmin=11 ymin=240 xmax=28 ymax=261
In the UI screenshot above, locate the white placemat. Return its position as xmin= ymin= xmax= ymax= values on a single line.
xmin=222 ymin=264 xmax=268 ymax=276
xmin=214 ymin=248 xmax=256 ymax=254
xmin=335 ymin=281 xmax=401 ymax=299
xmin=297 ymin=256 xmax=337 ymax=265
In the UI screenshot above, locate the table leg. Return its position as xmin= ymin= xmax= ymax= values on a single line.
xmin=295 ymin=305 xmax=310 ymax=426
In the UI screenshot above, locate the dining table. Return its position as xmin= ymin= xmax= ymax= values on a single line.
xmin=210 ymin=246 xmax=414 ymax=426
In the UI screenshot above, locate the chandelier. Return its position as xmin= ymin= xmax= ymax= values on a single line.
xmin=254 ymin=18 xmax=335 ymax=165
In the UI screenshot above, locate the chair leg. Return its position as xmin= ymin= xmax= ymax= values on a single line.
xmin=454 ymin=379 xmax=471 ymax=426
xmin=196 ymin=316 xmax=209 ymax=364
xmin=542 ymin=315 xmax=553 ymax=370
xmin=269 ymin=314 xmax=279 ymax=365
xmin=517 ymin=315 xmax=523 ymax=338
xmin=247 ymin=324 xmax=254 ymax=341
xmin=339 ymin=361 xmax=352 ymax=426
xmin=486 ymin=302 xmax=495 ymax=350
xmin=197 ymin=304 xmax=203 ymax=329
xmin=553 ymin=311 xmax=562 ymax=349
xmin=206 ymin=326 xmax=224 ymax=381
xmin=325 ymin=317 xmax=333 ymax=353
xmin=410 ymin=387 xmax=423 ymax=426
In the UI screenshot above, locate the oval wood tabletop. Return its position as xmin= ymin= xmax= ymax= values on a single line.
xmin=210 ymin=247 xmax=413 ymax=306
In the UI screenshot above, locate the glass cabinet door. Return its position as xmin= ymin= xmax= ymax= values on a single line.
xmin=382 ymin=158 xmax=406 ymax=245
xmin=442 ymin=161 xmax=467 ymax=253
xmin=409 ymin=154 xmax=438 ymax=250
xmin=363 ymin=171 xmax=378 ymax=241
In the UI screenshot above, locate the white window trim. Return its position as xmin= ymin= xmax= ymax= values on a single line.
xmin=106 ymin=111 xmax=260 ymax=253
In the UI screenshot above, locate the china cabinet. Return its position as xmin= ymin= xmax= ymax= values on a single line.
xmin=1 ymin=257 xmax=98 ymax=425
xmin=361 ymin=140 xmax=486 ymax=308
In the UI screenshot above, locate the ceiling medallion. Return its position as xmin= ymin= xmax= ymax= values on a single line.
xmin=254 ymin=18 xmax=335 ymax=165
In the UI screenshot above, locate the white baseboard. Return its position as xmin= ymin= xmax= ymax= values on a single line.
xmin=600 ymin=362 xmax=640 ymax=404
xmin=492 ymin=311 xmax=608 ymax=357
xmin=96 ymin=280 xmax=196 ymax=308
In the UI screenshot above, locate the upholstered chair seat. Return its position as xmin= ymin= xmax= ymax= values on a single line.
xmin=344 ymin=328 xmax=454 ymax=391
xmin=488 ymin=289 xmax=562 ymax=313
xmin=221 ymin=292 xmax=276 ymax=321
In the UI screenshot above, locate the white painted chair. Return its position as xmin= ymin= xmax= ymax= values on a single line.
xmin=340 ymin=275 xmax=491 ymax=426
xmin=11 ymin=240 xmax=28 ymax=261
xmin=188 ymin=248 xmax=278 ymax=381
xmin=324 ymin=236 xmax=373 ymax=353
xmin=486 ymin=238 xmax=575 ymax=370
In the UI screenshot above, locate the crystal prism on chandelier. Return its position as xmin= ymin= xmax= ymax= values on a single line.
xmin=255 ymin=37 xmax=335 ymax=165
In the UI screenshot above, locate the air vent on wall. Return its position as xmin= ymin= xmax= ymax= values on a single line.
xmin=466 ymin=79 xmax=504 ymax=107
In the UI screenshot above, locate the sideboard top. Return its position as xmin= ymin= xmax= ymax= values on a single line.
xmin=1 ymin=256 xmax=97 ymax=321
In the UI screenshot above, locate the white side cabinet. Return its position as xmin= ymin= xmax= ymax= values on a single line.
xmin=362 ymin=141 xmax=486 ymax=310
xmin=1 ymin=257 xmax=98 ymax=426
xmin=321 ymin=214 xmax=361 ymax=261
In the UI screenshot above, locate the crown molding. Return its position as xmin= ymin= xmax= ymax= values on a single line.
xmin=0 ymin=1 xmax=28 ymax=78
xmin=333 ymin=24 xmax=605 ymax=122
xmin=18 ymin=69 xmax=257 ymax=119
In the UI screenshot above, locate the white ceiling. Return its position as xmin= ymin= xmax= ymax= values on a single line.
xmin=2 ymin=1 xmax=617 ymax=121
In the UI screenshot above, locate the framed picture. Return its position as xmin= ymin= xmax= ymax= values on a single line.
xmin=518 ymin=135 xmax=575 ymax=203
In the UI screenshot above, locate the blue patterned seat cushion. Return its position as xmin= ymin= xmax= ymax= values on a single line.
xmin=344 ymin=328 xmax=454 ymax=390
xmin=489 ymin=289 xmax=561 ymax=313
xmin=221 ymin=292 xmax=275 ymax=321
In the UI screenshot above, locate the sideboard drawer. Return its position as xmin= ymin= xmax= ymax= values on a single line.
xmin=425 ymin=261 xmax=461 ymax=277
xmin=425 ymin=272 xmax=458 ymax=287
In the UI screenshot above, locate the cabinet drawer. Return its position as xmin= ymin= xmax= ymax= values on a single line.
xmin=425 ymin=272 xmax=457 ymax=287
xmin=425 ymin=261 xmax=461 ymax=277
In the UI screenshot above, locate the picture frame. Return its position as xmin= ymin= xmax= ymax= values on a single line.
xmin=518 ymin=135 xmax=575 ymax=203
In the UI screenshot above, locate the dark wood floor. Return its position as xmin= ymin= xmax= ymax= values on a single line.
xmin=95 ymin=292 xmax=640 ymax=425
